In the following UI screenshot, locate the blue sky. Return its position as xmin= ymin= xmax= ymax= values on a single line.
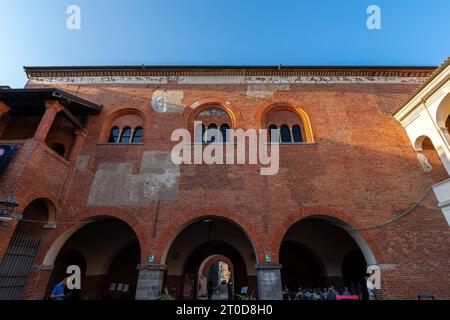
xmin=0 ymin=0 xmax=449 ymax=88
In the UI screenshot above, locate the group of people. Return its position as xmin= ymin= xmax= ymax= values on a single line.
xmin=283 ymin=283 xmax=375 ymax=300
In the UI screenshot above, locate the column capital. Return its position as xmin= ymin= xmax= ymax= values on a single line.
xmin=44 ymin=100 xmax=64 ymax=112
xmin=255 ymin=263 xmax=282 ymax=270
xmin=137 ymin=264 xmax=167 ymax=271
xmin=75 ymin=128 xmax=88 ymax=137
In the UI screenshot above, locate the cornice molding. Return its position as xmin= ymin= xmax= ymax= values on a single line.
xmin=25 ymin=67 xmax=434 ymax=79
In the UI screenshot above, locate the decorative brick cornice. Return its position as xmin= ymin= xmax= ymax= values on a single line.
xmin=25 ymin=66 xmax=435 ymax=79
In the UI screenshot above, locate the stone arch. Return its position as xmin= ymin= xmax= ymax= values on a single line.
xmin=435 ymin=92 xmax=450 ymax=129
xmin=257 ymin=102 xmax=315 ymax=142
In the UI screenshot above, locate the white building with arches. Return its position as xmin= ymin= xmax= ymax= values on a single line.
xmin=394 ymin=58 xmax=450 ymax=225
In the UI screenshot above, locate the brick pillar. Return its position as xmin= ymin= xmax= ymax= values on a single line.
xmin=135 ymin=264 xmax=166 ymax=300
xmin=69 ymin=129 xmax=87 ymax=161
xmin=256 ymin=264 xmax=283 ymax=300
xmin=34 ymin=100 xmax=63 ymax=142
xmin=0 ymin=101 xmax=10 ymax=118
xmin=23 ymin=264 xmax=54 ymax=300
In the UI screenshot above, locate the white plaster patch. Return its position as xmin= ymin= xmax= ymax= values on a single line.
xmin=29 ymin=75 xmax=427 ymax=85
xmin=87 ymin=152 xmax=180 ymax=206
xmin=151 ymin=90 xmax=185 ymax=113
xmin=247 ymin=84 xmax=290 ymax=99
xmin=29 ymin=76 xmax=168 ymax=84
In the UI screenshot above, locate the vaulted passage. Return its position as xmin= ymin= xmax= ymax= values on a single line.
xmin=164 ymin=217 xmax=257 ymax=300
xmin=46 ymin=217 xmax=140 ymax=300
xmin=280 ymin=217 xmax=372 ymax=299
xmin=0 ymin=199 xmax=54 ymax=300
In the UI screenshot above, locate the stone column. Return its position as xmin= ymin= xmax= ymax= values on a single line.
xmin=135 ymin=264 xmax=167 ymax=300
xmin=69 ymin=129 xmax=87 ymax=161
xmin=256 ymin=264 xmax=283 ymax=300
xmin=34 ymin=100 xmax=63 ymax=142
xmin=0 ymin=101 xmax=10 ymax=119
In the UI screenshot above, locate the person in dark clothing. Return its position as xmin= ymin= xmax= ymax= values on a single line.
xmin=327 ymin=286 xmax=338 ymax=300
xmin=227 ymin=280 xmax=233 ymax=300
xmin=207 ymin=278 xmax=214 ymax=300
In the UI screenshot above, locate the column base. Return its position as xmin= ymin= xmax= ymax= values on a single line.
xmin=256 ymin=264 xmax=283 ymax=300
xmin=135 ymin=264 xmax=167 ymax=300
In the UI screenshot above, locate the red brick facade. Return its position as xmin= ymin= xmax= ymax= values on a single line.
xmin=1 ymin=66 xmax=449 ymax=300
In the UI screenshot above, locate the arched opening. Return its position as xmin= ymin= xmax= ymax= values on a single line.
xmin=131 ymin=126 xmax=144 ymax=144
xmin=164 ymin=217 xmax=257 ymax=300
xmin=197 ymin=254 xmax=234 ymax=300
xmin=422 ymin=137 xmax=443 ymax=171
xmin=280 ymin=216 xmax=375 ymax=300
xmin=342 ymin=250 xmax=368 ymax=299
xmin=46 ymin=217 xmax=141 ymax=300
xmin=46 ymin=249 xmax=87 ymax=301
xmin=119 ymin=127 xmax=132 ymax=144
xmin=435 ymin=93 xmax=450 ymax=131
xmin=280 ymin=241 xmax=326 ymax=289
xmin=108 ymin=127 xmax=120 ymax=143
xmin=0 ymin=199 xmax=54 ymax=300
xmin=414 ymin=136 xmax=447 ymax=174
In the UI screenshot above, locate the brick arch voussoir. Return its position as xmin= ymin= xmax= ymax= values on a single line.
xmin=153 ymin=208 xmax=262 ymax=265
xmin=269 ymin=207 xmax=385 ymax=264
xmin=34 ymin=208 xmax=147 ymax=265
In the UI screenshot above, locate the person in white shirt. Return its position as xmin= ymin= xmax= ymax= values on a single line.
xmin=366 ymin=275 xmax=376 ymax=300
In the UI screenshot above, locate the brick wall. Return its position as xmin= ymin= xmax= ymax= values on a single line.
xmin=4 ymin=79 xmax=448 ymax=299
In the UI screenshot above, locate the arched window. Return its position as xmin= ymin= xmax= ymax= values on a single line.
xmin=207 ymin=124 xmax=218 ymax=143
xmin=192 ymin=105 xmax=233 ymax=144
xmin=119 ymin=127 xmax=132 ymax=144
xmin=220 ymin=124 xmax=230 ymax=143
xmin=280 ymin=125 xmax=292 ymax=143
xmin=131 ymin=127 xmax=144 ymax=143
xmin=269 ymin=125 xmax=279 ymax=143
xmin=102 ymin=109 xmax=145 ymax=144
xmin=108 ymin=127 xmax=120 ymax=143
xmin=264 ymin=106 xmax=314 ymax=143
xmin=292 ymin=125 xmax=303 ymax=143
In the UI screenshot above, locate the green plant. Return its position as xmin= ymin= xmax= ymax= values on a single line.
xmin=158 ymin=286 xmax=175 ymax=300
xmin=235 ymin=290 xmax=256 ymax=300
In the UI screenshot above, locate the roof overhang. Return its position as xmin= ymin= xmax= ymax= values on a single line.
xmin=0 ymin=88 xmax=102 ymax=129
